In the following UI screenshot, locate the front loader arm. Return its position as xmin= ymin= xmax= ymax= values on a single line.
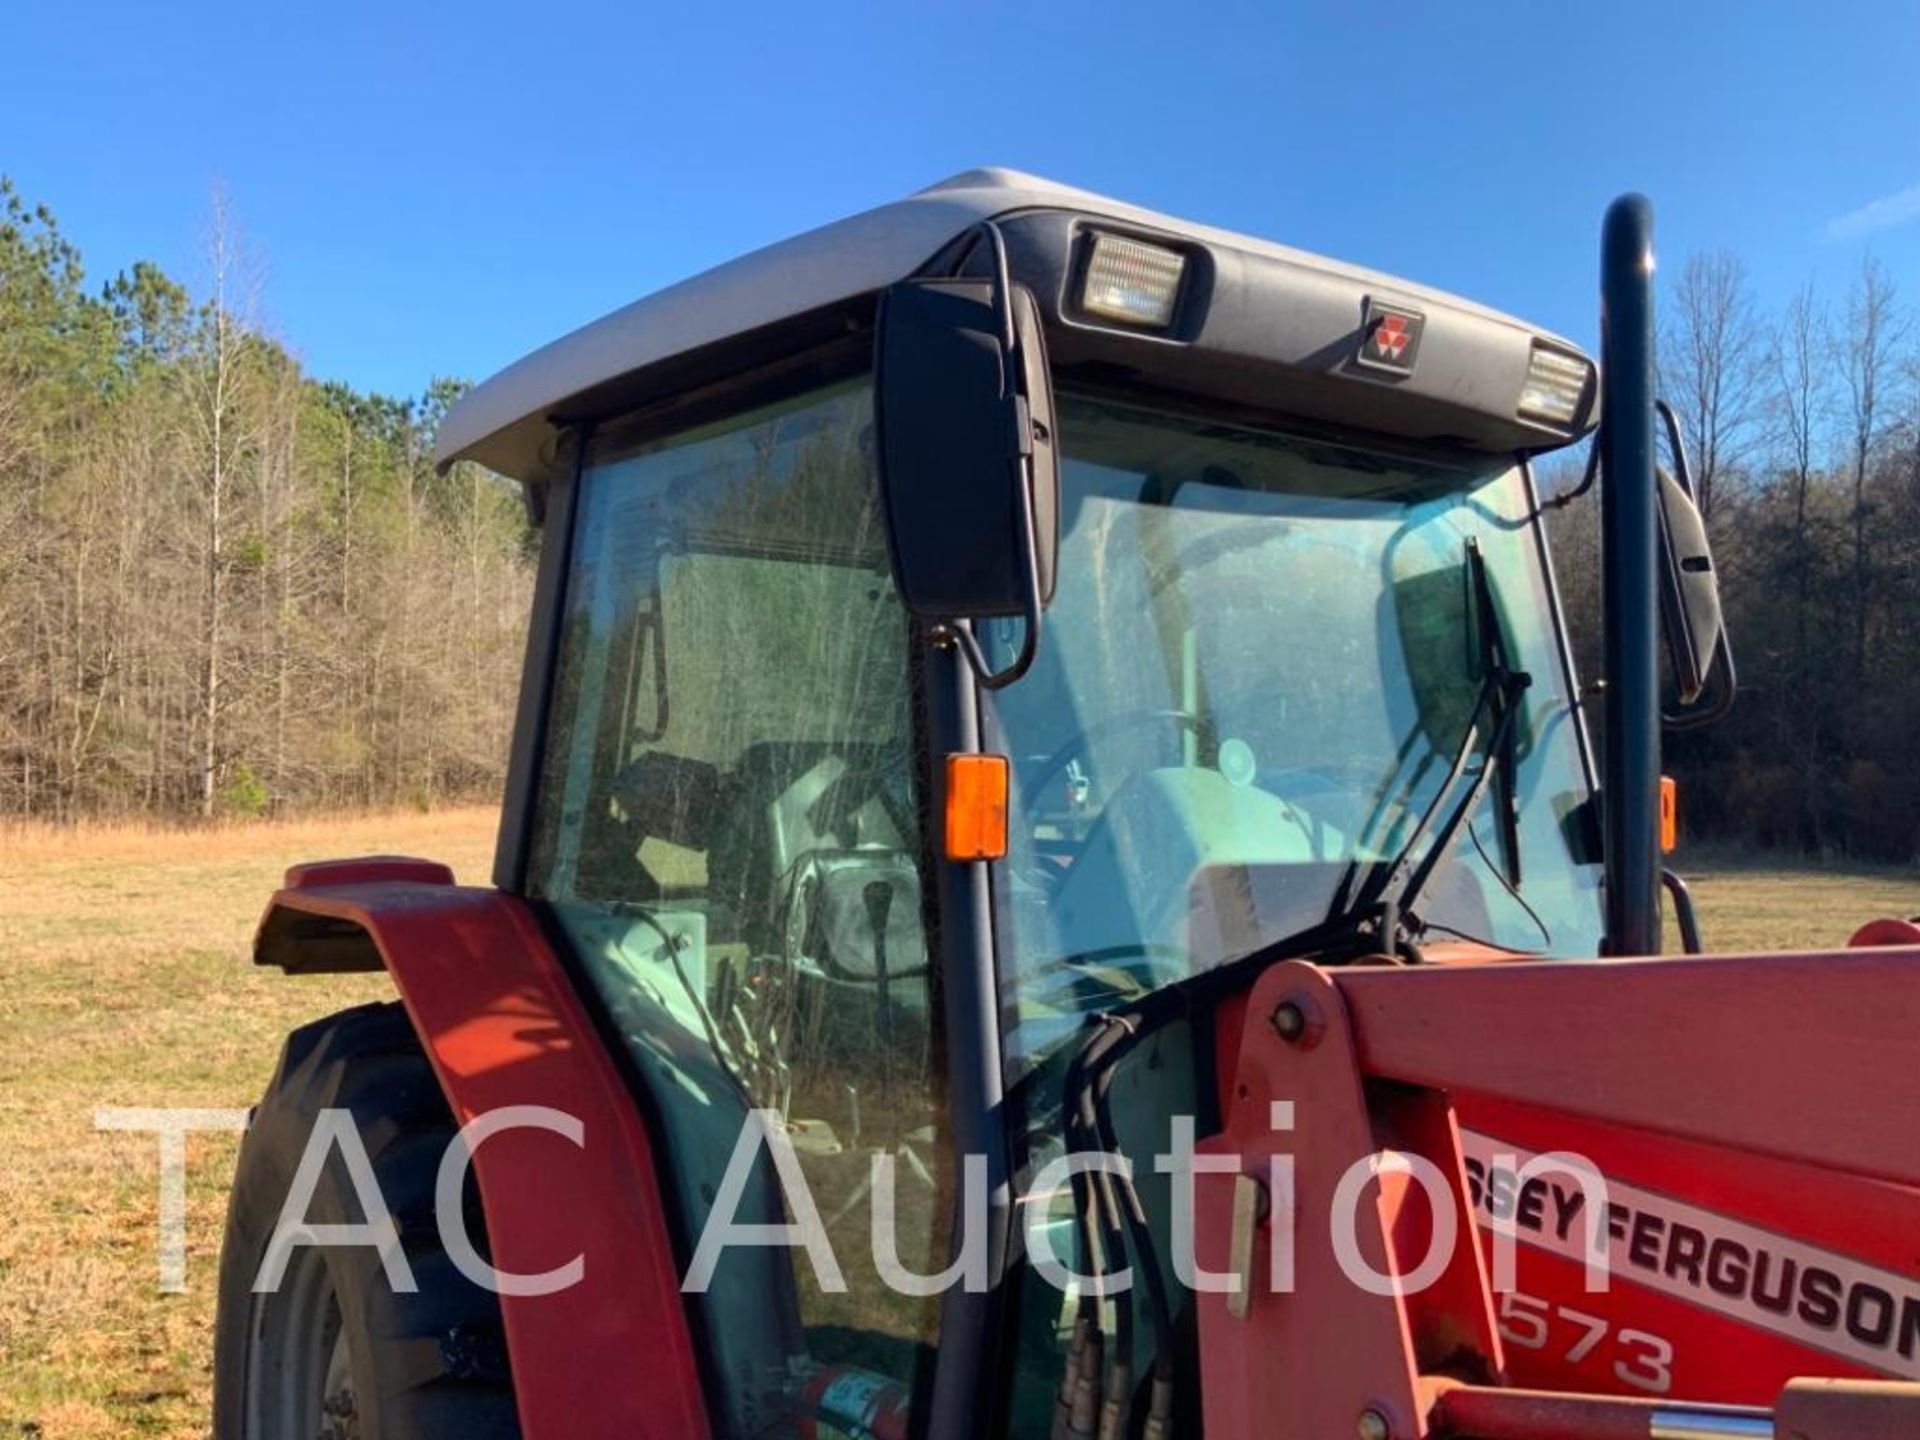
xmin=1195 ymin=945 xmax=1920 ymax=1440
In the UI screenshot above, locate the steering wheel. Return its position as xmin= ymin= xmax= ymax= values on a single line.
xmin=1021 ymin=708 xmax=1217 ymax=819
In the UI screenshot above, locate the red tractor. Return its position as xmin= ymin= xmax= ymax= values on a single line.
xmin=213 ymin=170 xmax=1920 ymax=1440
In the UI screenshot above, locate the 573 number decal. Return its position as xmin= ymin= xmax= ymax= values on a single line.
xmin=1497 ymin=1292 xmax=1675 ymax=1394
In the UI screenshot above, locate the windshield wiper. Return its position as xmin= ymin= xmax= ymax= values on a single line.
xmin=1326 ymin=538 xmax=1530 ymax=955
xmin=1475 ymin=538 xmax=1526 ymax=891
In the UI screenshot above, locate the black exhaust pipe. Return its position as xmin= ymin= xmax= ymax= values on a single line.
xmin=1598 ymin=194 xmax=1662 ymax=956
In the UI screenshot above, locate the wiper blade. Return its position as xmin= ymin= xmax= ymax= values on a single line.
xmin=1472 ymin=538 xmax=1526 ymax=890
xmin=1328 ymin=539 xmax=1530 ymax=952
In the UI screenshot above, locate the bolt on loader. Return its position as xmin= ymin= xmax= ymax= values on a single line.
xmin=214 ymin=170 xmax=1920 ymax=1440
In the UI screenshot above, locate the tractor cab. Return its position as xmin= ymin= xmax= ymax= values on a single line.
xmin=426 ymin=169 xmax=1667 ymax=1439
xmin=230 ymin=169 xmax=1920 ymax=1440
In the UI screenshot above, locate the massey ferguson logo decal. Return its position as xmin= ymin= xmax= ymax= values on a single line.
xmin=1359 ymin=300 xmax=1424 ymax=375
xmin=1461 ymin=1130 xmax=1920 ymax=1380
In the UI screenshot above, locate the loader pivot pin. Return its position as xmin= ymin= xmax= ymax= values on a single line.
xmin=1270 ymin=992 xmax=1323 ymax=1048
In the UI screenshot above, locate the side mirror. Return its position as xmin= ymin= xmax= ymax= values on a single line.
xmin=1653 ymin=401 xmax=1734 ymax=719
xmin=873 ymin=226 xmax=1058 ymax=687
xmin=1655 ymin=465 xmax=1723 ymax=705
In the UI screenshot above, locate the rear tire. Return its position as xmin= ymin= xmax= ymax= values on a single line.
xmin=213 ymin=1001 xmax=521 ymax=1439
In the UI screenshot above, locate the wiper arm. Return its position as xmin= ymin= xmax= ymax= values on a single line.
xmin=1329 ymin=539 xmax=1530 ymax=952
xmin=1472 ymin=538 xmax=1526 ymax=890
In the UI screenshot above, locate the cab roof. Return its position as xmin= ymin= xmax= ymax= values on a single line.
xmin=437 ymin=167 xmax=1583 ymax=486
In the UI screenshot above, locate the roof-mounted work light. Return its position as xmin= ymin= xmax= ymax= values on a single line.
xmin=1518 ymin=342 xmax=1595 ymax=428
xmin=1079 ymin=232 xmax=1187 ymax=328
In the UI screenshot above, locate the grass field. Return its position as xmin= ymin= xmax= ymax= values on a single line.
xmin=0 ymin=811 xmax=1914 ymax=1436
xmin=0 ymin=810 xmax=496 ymax=1438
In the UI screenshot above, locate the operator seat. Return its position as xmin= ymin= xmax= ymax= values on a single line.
xmin=1048 ymin=761 xmax=1503 ymax=970
xmin=1055 ymin=766 xmax=1508 ymax=970
xmin=1047 ymin=765 xmax=1323 ymax=976
xmin=707 ymin=741 xmax=930 ymax=1134
xmin=709 ymin=741 xmax=926 ymax=981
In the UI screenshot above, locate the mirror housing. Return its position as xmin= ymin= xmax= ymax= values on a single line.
xmin=1655 ymin=464 xmax=1725 ymax=707
xmin=1651 ymin=395 xmax=1733 ymax=721
xmin=872 ymin=273 xmax=1058 ymax=625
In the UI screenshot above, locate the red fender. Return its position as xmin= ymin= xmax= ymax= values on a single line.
xmin=1850 ymin=916 xmax=1920 ymax=948
xmin=254 ymin=857 xmax=710 ymax=1440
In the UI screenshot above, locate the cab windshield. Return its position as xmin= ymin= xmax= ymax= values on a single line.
xmin=983 ymin=392 xmax=1604 ymax=1073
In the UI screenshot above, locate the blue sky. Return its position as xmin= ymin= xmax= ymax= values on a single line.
xmin=6 ymin=1 xmax=1918 ymax=399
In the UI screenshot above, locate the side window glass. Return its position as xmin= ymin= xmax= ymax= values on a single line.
xmin=529 ymin=378 xmax=943 ymax=1437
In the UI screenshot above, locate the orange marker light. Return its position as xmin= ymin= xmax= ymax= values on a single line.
xmin=944 ymin=754 xmax=1010 ymax=862
xmin=1660 ymin=775 xmax=1679 ymax=854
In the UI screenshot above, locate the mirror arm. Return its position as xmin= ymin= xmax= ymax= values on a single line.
xmin=935 ymin=220 xmax=1046 ymax=692
xmin=1661 ymin=867 xmax=1704 ymax=954
xmin=1654 ymin=398 xmax=1693 ymax=496
xmin=1663 ymin=632 xmax=1737 ymax=730
xmin=1551 ymin=394 xmax=1698 ymax=516
xmin=974 ymin=220 xmax=1018 ymax=354
xmin=1545 ymin=433 xmax=1601 ymax=511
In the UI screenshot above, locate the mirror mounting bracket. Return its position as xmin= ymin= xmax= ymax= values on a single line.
xmin=946 ymin=221 xmax=1045 ymax=691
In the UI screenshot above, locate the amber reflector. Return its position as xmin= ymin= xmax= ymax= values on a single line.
xmin=1660 ymin=775 xmax=1679 ymax=854
xmin=944 ymin=754 xmax=1009 ymax=862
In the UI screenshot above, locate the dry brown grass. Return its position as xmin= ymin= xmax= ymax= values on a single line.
xmin=0 ymin=813 xmax=1912 ymax=1437
xmin=1672 ymin=851 xmax=1920 ymax=953
xmin=0 ymin=808 xmax=498 ymax=1438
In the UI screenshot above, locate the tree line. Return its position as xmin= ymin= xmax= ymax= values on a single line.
xmin=0 ymin=179 xmax=533 ymax=819
xmin=1549 ymin=249 xmax=1920 ymax=860
xmin=6 ymin=176 xmax=1918 ymax=856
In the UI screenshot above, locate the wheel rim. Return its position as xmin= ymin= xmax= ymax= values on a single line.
xmin=318 ymin=1320 xmax=360 ymax=1440
xmin=243 ymin=1243 xmax=361 ymax=1440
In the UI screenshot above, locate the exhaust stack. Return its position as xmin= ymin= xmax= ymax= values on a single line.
xmin=1598 ymin=194 xmax=1663 ymax=956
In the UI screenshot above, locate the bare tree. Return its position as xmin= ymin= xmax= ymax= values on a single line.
xmin=1831 ymin=256 xmax=1910 ymax=688
xmin=1661 ymin=251 xmax=1764 ymax=520
xmin=177 ymin=187 xmax=261 ymax=816
xmin=1770 ymin=284 xmax=1826 ymax=660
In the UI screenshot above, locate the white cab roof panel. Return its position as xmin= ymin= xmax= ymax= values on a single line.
xmin=437 ymin=168 xmax=1545 ymax=483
